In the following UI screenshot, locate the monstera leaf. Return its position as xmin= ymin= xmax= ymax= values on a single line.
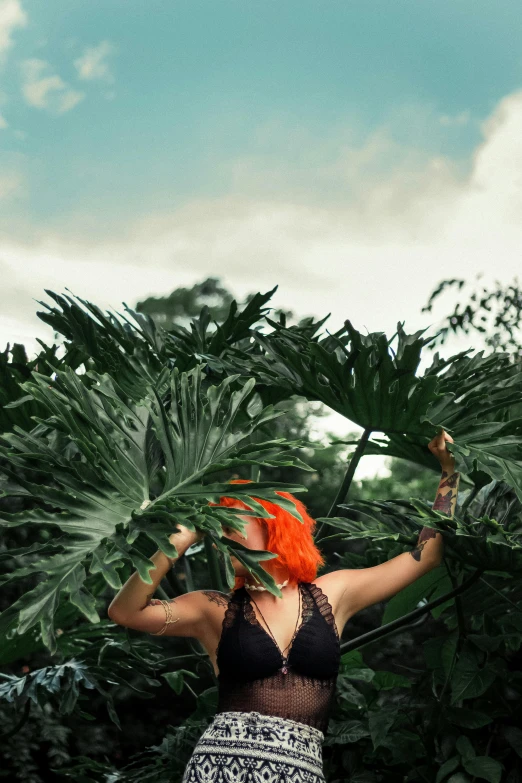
xmin=238 ymin=319 xmax=522 ymax=516
xmin=34 ymin=289 xmax=165 ymax=403
xmin=0 ymin=342 xmax=60 ymax=435
xmin=422 ymin=350 xmax=522 ymax=499
xmin=161 ymin=287 xmax=278 ymax=373
xmin=243 ymin=319 xmax=472 ymax=437
xmin=0 ymin=364 xmax=313 ymax=653
xmin=361 ymin=350 xmax=522 ymax=500
xmin=33 ymin=287 xmax=279 ymax=401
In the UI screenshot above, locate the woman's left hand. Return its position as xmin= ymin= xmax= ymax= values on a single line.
xmin=428 ymin=428 xmax=456 ymax=473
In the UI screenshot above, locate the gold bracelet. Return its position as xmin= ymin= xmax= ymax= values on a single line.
xmin=150 ymin=599 xmax=180 ymax=635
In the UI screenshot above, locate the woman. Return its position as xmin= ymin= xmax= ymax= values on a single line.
xmin=108 ymin=429 xmax=460 ymax=782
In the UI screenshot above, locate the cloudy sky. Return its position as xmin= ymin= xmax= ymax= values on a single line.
xmin=1 ymin=0 xmax=522 ymax=473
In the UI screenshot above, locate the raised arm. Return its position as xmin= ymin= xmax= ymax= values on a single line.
xmin=411 ymin=431 xmax=460 ymax=563
xmin=317 ymin=429 xmax=460 ymax=627
xmin=107 ymin=524 xmax=213 ymax=638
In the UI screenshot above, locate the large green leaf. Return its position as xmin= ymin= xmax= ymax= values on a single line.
xmin=244 ymin=319 xmax=456 ymax=436
xmin=363 ymin=351 xmax=522 ymax=496
xmin=0 ymin=342 xmax=56 ymax=434
xmin=33 ymin=287 xmax=279 ymax=393
xmin=462 ymin=757 xmax=503 ymax=783
xmin=34 ymin=289 xmax=165 ymax=402
xmin=235 ymin=320 xmax=522 ymax=510
xmin=0 ymin=364 xmax=312 ymax=653
xmin=381 ymin=567 xmax=449 ymax=624
xmin=450 ymin=647 xmax=498 ymax=703
xmin=323 ymin=719 xmax=371 ymax=746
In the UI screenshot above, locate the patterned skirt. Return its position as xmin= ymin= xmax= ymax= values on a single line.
xmin=182 ymin=710 xmax=326 ymax=783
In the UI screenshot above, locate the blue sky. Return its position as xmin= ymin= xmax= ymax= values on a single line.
xmin=2 ymin=0 xmax=522 ymax=470
xmin=3 ymin=0 xmax=522 ymax=234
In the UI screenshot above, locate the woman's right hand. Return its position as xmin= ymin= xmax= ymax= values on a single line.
xmin=108 ymin=523 xmax=200 ymax=620
xmin=169 ymin=523 xmax=204 ymax=549
xmin=428 ymin=428 xmax=456 ymax=474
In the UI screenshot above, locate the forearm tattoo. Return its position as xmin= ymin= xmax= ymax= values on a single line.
xmin=203 ymin=590 xmax=230 ymax=607
xmin=410 ymin=526 xmax=438 ymax=562
xmin=433 ymin=470 xmax=460 ymax=517
xmin=409 ymin=470 xmax=460 ymax=562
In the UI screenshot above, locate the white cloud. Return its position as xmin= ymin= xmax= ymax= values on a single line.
xmin=73 ymin=40 xmax=115 ymax=82
xmin=0 ymin=111 xmax=7 ymax=127
xmin=2 ymin=89 xmax=522 ymax=365
xmin=6 ymin=89 xmax=522 ymax=476
xmin=0 ymin=0 xmax=27 ymax=59
xmin=439 ymin=110 xmax=471 ymax=127
xmin=20 ymin=58 xmax=84 ymax=113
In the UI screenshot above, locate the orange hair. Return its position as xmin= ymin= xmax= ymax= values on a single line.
xmin=210 ymin=479 xmax=324 ymax=588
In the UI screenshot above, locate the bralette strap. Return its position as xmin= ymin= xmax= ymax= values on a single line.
xmin=306 ymin=582 xmax=339 ymax=641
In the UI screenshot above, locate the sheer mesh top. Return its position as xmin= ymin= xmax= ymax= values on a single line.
xmin=216 ymin=582 xmax=340 ymax=732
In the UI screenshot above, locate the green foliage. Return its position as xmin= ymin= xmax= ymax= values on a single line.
xmin=0 ymin=620 xmax=196 ymax=729
xmin=1 ymin=281 xmax=522 ymax=782
xmin=52 ymin=718 xmax=212 ymax=782
xmin=0 ymin=361 xmax=313 ymax=653
xmin=318 ymin=478 xmax=522 ymax=575
xmin=243 ymin=317 xmax=453 ymax=436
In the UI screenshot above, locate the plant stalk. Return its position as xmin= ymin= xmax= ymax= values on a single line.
xmin=444 ymin=557 xmax=467 ymax=639
xmin=315 ymin=427 xmax=372 ymax=541
xmin=156 ymin=584 xmax=171 ymax=601
xmin=164 ymin=568 xmax=185 ymax=597
xmin=460 ymin=484 xmax=480 ymax=519
xmin=204 ymin=536 xmax=225 ymax=591
xmin=183 ymin=554 xmax=195 ymax=593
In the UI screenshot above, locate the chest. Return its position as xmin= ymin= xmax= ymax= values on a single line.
xmin=217 ymin=584 xmax=340 ymax=682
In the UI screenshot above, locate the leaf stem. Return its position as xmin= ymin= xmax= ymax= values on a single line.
xmin=0 ymin=700 xmax=31 ymax=739
xmin=444 ymin=556 xmax=467 ymax=639
xmin=316 ymin=427 xmax=372 ymax=541
xmin=182 ymin=554 xmax=194 ymax=593
xmin=156 ymin=584 xmax=171 ymax=600
xmin=164 ymin=568 xmax=185 ymax=597
xmin=479 ymin=576 xmax=522 ymax=613
xmin=204 ymin=536 xmax=225 ymax=591
xmin=460 ymin=484 xmax=480 ymax=519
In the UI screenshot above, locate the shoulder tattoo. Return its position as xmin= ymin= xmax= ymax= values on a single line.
xmin=202 ymin=590 xmax=231 ymax=607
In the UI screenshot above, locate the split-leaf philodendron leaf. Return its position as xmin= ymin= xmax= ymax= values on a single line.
xmin=0 ymin=363 xmax=313 ymax=653
xmin=237 ymin=318 xmax=522 ymax=499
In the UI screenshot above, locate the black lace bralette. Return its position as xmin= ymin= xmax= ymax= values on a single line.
xmin=215 ymin=582 xmax=341 ymax=732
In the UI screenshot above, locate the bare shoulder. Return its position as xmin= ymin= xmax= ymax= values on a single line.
xmin=312 ymin=571 xmax=349 ymax=633
xmin=314 ymin=570 xmax=350 ymax=603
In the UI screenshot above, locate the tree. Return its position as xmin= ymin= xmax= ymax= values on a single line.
xmin=422 ymin=273 xmax=522 ymax=358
